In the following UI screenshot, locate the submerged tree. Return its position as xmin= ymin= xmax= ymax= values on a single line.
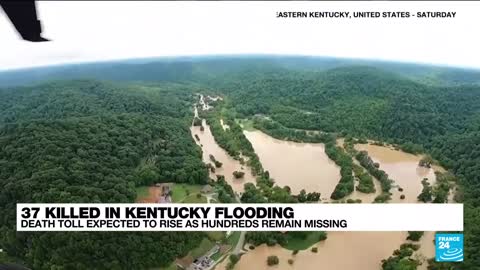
xmin=267 ymin=255 xmax=279 ymax=266
xmin=418 ymin=178 xmax=433 ymax=202
xmin=233 ymin=171 xmax=245 ymax=179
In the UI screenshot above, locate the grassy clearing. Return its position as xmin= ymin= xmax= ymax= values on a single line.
xmin=171 ymin=184 xmax=203 ymax=202
xmin=190 ymin=238 xmax=215 ymax=259
xmin=226 ymin=231 xmax=241 ymax=247
xmin=183 ymin=194 xmax=207 ymax=203
xmin=210 ymin=250 xmax=224 ymax=261
xmin=236 ymin=119 xmax=255 ymax=131
xmin=206 ymin=231 xmax=225 ymax=242
xmin=282 ymin=232 xmax=327 ymax=250
xmin=135 ymin=186 xmax=150 ymax=200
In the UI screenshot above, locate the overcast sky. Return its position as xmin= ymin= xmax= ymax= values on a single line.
xmin=1 ymin=1 xmax=479 ymax=70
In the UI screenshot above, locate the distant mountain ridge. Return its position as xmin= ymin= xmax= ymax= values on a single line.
xmin=1 ymin=55 xmax=479 ymax=87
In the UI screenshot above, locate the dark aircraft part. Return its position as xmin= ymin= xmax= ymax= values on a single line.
xmin=0 ymin=0 xmax=49 ymax=42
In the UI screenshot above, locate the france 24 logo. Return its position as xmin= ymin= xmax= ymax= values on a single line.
xmin=435 ymin=233 xmax=463 ymax=262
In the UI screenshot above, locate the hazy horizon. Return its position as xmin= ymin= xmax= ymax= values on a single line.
xmin=1 ymin=1 xmax=479 ymax=70
xmin=1 ymin=53 xmax=479 ymax=73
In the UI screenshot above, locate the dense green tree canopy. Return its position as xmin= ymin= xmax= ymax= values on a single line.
xmin=0 ymin=80 xmax=208 ymax=269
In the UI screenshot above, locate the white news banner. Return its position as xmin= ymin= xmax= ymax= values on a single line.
xmin=17 ymin=203 xmax=463 ymax=232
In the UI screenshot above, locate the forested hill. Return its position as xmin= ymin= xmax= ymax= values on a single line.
xmin=222 ymin=66 xmax=480 ymax=144
xmin=0 ymin=80 xmax=209 ymax=269
xmin=1 ymin=56 xmax=480 ymax=87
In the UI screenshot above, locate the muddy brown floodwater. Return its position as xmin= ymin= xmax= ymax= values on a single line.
xmin=354 ymin=143 xmax=437 ymax=204
xmin=191 ymin=108 xmax=255 ymax=193
xmin=233 ymin=232 xmax=406 ymax=270
xmin=243 ymin=130 xmax=340 ymax=197
xmin=222 ymin=133 xmax=440 ymax=270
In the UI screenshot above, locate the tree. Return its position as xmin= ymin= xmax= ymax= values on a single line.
xmin=266 ymin=255 xmax=279 ymax=266
xmin=419 ymin=155 xmax=434 ymax=168
xmin=406 ymin=231 xmax=424 ymax=241
xmin=418 ymin=178 xmax=433 ymax=202
xmin=233 ymin=171 xmax=245 ymax=179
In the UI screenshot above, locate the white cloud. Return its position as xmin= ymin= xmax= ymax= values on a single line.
xmin=1 ymin=1 xmax=479 ymax=70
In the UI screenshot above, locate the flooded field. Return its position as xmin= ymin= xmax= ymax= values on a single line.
xmin=355 ymin=143 xmax=437 ymax=203
xmin=191 ymin=112 xmax=255 ymax=193
xmin=192 ymin=100 xmax=440 ymax=270
xmin=225 ymin=133 xmax=440 ymax=270
xmin=233 ymin=232 xmax=408 ymax=270
xmin=244 ymin=130 xmax=341 ymax=196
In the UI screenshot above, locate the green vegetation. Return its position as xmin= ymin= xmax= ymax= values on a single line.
xmin=209 ymin=154 xmax=223 ymax=168
xmin=326 ymin=143 xmax=355 ymax=200
xmin=266 ymin=255 xmax=279 ymax=266
xmin=356 ymin=171 xmax=376 ymax=193
xmin=246 ymin=231 xmax=287 ymax=247
xmin=356 ymin=150 xmax=393 ymax=193
xmin=171 ymin=184 xmax=203 ymax=202
xmin=381 ymin=243 xmax=420 ymax=270
xmin=200 ymin=101 xmax=264 ymax=176
xmin=135 ymin=186 xmax=150 ymax=200
xmin=432 ymin=172 xmax=456 ymax=203
xmin=226 ymin=232 xmax=242 ymax=247
xmin=418 ymin=172 xmax=456 ymax=203
xmin=189 ymin=238 xmax=215 ymax=259
xmin=238 ymin=119 xmax=255 ymax=131
xmin=182 ymin=194 xmax=208 ymax=203
xmin=215 ymin=176 xmax=236 ymax=203
xmin=374 ymin=193 xmax=392 ymax=203
xmin=225 ymin=254 xmax=240 ymax=270
xmin=419 ymin=155 xmax=434 ymax=168
xmin=427 ymin=259 xmax=458 ymax=270
xmin=246 ymin=231 xmax=326 ymax=251
xmin=240 ymin=172 xmax=298 ymax=204
xmin=206 ymin=231 xmax=225 ymax=242
xmin=282 ymin=231 xmax=327 ymax=250
xmin=232 ymin=171 xmax=245 ymax=179
xmin=343 ymin=138 xmax=377 ymax=194
xmin=418 ymin=178 xmax=433 ymax=203
xmin=2 ymin=57 xmax=480 ymax=268
xmin=406 ymin=231 xmax=424 ymax=242
xmin=296 ymin=189 xmax=321 ymax=203
xmin=355 ymin=150 xmax=394 ymax=203
xmin=0 ymin=80 xmax=210 ymax=270
xmin=193 ymin=117 xmax=203 ymax=126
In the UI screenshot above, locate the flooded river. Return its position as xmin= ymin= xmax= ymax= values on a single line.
xmin=355 ymin=143 xmax=437 ymax=204
xmin=191 ymin=107 xmax=255 ymax=193
xmin=243 ymin=130 xmax=340 ymax=196
xmin=221 ymin=133 xmax=439 ymax=270
xmin=233 ymin=232 xmax=406 ymax=270
xmin=189 ymin=96 xmax=439 ymax=269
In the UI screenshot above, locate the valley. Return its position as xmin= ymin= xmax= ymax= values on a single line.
xmin=0 ymin=56 xmax=477 ymax=270
xmin=189 ymin=93 xmax=453 ymax=270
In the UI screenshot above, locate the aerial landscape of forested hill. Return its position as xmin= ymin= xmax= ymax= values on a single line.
xmin=1 ymin=56 xmax=480 ymax=269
